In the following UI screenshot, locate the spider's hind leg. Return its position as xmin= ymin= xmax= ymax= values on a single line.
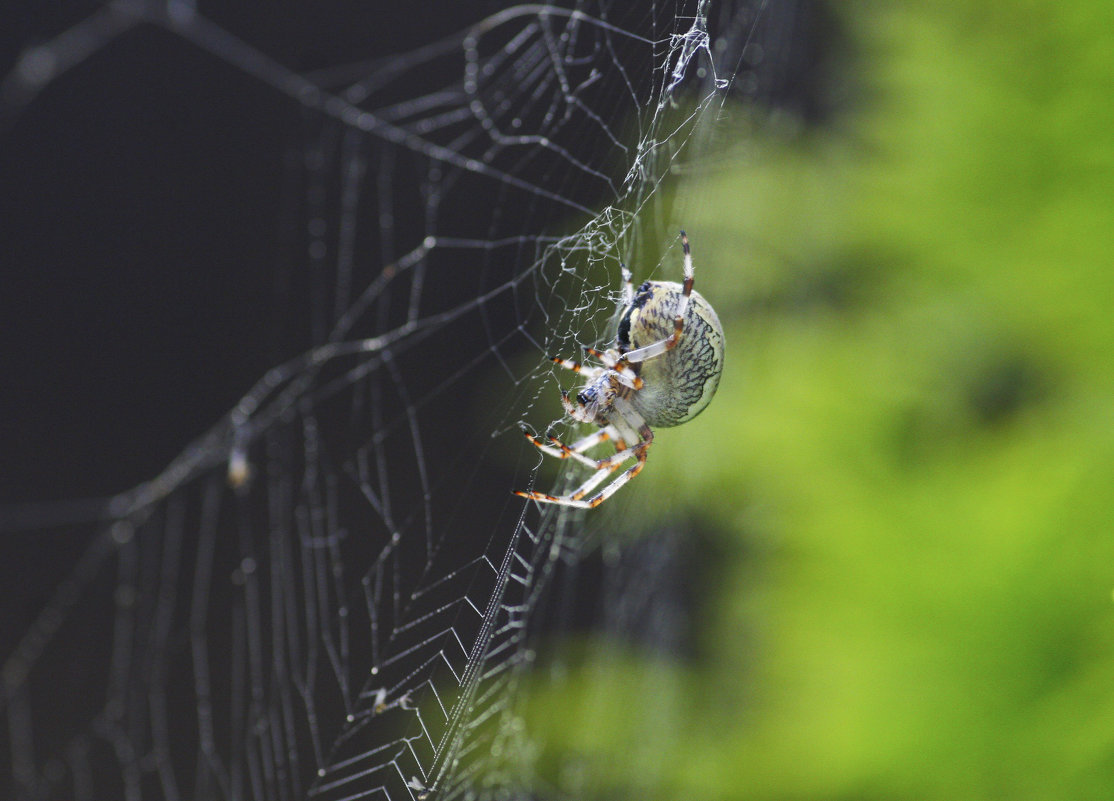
xmin=514 ymin=400 xmax=653 ymax=508
xmin=520 ymin=425 xmax=613 ymax=470
xmin=578 ymin=440 xmax=651 ymax=506
xmin=517 ymin=437 xmax=651 ymax=508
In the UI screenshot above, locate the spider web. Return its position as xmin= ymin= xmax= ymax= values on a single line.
xmin=0 ymin=1 xmax=772 ymax=798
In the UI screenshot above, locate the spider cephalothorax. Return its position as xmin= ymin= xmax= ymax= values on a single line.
xmin=516 ymin=230 xmax=724 ymax=508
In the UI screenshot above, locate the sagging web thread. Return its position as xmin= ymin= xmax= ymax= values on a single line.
xmin=0 ymin=1 xmax=761 ymax=798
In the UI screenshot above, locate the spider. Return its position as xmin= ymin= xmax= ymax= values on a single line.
xmin=515 ymin=230 xmax=725 ymax=508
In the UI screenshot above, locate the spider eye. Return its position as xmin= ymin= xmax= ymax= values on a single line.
xmin=576 ymin=390 xmax=591 ymax=406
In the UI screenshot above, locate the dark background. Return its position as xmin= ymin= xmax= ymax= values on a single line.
xmin=0 ymin=2 xmax=511 ymax=507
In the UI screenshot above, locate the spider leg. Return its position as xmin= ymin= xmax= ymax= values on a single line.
xmin=565 ymin=440 xmax=644 ymax=500
xmin=581 ymin=345 xmax=642 ymax=389
xmin=522 ymin=424 xmax=644 ymax=473
xmin=620 ymin=230 xmax=694 ymax=365
xmin=515 ymin=440 xmax=651 ymax=508
xmin=515 ymin=401 xmax=653 ymax=508
xmin=520 ymin=426 xmax=613 ymax=470
xmin=567 ymin=427 xmax=616 ymax=454
xmin=581 ymin=345 xmax=619 ymax=368
xmin=578 ymin=441 xmax=651 ymax=506
xmin=560 ymin=390 xmax=578 ymax=417
xmin=559 ymin=439 xmax=646 ymax=473
xmin=550 ymin=355 xmax=605 ymax=380
xmin=610 ymin=397 xmax=648 ymax=446
xmin=564 ymin=457 xmax=625 ymax=500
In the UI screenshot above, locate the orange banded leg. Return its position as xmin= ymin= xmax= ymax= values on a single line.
xmin=520 ymin=425 xmax=643 ymax=473
xmin=581 ymin=346 xmax=642 ymax=389
xmin=580 ymin=441 xmax=651 ymax=507
xmin=549 ymin=355 xmax=606 ymax=381
xmin=515 ymin=440 xmax=651 ymax=508
xmin=520 ymin=426 xmax=612 ymax=470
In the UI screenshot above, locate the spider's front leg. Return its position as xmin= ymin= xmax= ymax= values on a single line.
xmin=581 ymin=345 xmax=642 ymax=389
xmin=552 ymin=348 xmax=640 ymax=390
xmin=549 ymin=355 xmax=605 ymax=380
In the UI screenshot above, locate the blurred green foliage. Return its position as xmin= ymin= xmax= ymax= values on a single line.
xmin=523 ymin=2 xmax=1114 ymax=798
